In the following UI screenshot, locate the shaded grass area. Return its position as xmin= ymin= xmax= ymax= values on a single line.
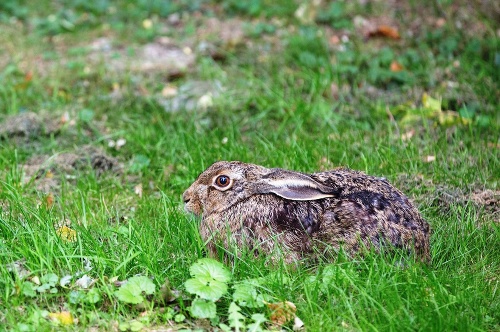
xmin=1 ymin=0 xmax=499 ymax=330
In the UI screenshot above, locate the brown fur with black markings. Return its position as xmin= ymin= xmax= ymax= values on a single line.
xmin=183 ymin=161 xmax=430 ymax=263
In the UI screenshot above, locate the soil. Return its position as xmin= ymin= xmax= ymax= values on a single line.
xmin=22 ymin=146 xmax=122 ymax=192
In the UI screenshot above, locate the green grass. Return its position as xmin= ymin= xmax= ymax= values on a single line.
xmin=1 ymin=0 xmax=499 ymax=331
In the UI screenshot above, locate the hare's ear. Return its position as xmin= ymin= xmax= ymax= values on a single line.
xmin=254 ymin=171 xmax=335 ymax=201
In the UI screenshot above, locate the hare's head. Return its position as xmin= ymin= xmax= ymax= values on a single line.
xmin=182 ymin=161 xmax=335 ymax=216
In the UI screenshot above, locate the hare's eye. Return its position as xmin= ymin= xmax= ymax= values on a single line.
xmin=215 ymin=175 xmax=230 ymax=187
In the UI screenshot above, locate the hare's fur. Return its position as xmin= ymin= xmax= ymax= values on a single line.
xmin=183 ymin=161 xmax=430 ymax=263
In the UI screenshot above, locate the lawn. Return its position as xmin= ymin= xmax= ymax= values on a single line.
xmin=0 ymin=0 xmax=499 ymax=331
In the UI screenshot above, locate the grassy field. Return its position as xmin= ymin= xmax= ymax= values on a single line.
xmin=0 ymin=0 xmax=499 ymax=331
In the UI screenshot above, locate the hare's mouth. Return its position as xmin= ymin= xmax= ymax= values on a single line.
xmin=184 ymin=201 xmax=202 ymax=216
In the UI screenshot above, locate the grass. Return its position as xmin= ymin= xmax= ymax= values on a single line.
xmin=0 ymin=0 xmax=499 ymax=331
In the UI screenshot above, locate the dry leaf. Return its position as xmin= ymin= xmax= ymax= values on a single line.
xmin=423 ymin=155 xmax=436 ymax=163
xmin=436 ymin=18 xmax=446 ymax=27
xmin=265 ymin=301 xmax=297 ymax=327
xmin=390 ymin=61 xmax=404 ymax=72
xmin=75 ymin=274 xmax=95 ymax=289
xmin=370 ymin=25 xmax=400 ymax=39
xmin=401 ymin=129 xmax=415 ymax=141
xmin=329 ymin=35 xmax=340 ymax=45
xmin=161 ymin=85 xmax=178 ymax=98
xmin=61 ymin=112 xmax=70 ymax=124
xmin=48 ymin=311 xmax=74 ymax=325
xmin=116 ymin=138 xmax=126 ymax=149
xmin=293 ymin=316 xmax=305 ymax=331
xmin=134 ymin=183 xmax=143 ymax=198
xmin=31 ymin=276 xmax=41 ymax=285
xmin=197 ymin=93 xmax=213 ymax=109
xmin=56 ymin=225 xmax=77 ymax=242
xmin=45 ymin=193 xmax=54 ymax=207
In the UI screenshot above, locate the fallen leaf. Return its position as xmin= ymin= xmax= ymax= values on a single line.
xmin=75 ymin=274 xmax=95 ymax=289
xmin=134 ymin=183 xmax=143 ymax=198
xmin=390 ymin=61 xmax=404 ymax=72
xmin=423 ymin=155 xmax=436 ymax=163
xmin=422 ymin=93 xmax=441 ymax=112
xmin=438 ymin=111 xmax=471 ymax=126
xmin=161 ymin=85 xmax=178 ymax=98
xmin=401 ymin=129 xmax=415 ymax=141
xmin=24 ymin=71 xmax=33 ymax=82
xmin=293 ymin=316 xmax=305 ymax=331
xmin=116 ymin=138 xmax=126 ymax=149
xmin=31 ymin=276 xmax=41 ymax=285
xmin=60 ymin=275 xmax=73 ymax=287
xmin=369 ymin=25 xmax=400 ymax=39
xmin=45 ymin=193 xmax=54 ymax=207
xmin=142 ymin=19 xmax=153 ymax=29
xmin=56 ymin=225 xmax=77 ymax=242
xmin=60 ymin=112 xmax=70 ymax=124
xmin=48 ymin=311 xmax=74 ymax=325
xmin=436 ymin=18 xmax=446 ymax=27
xmin=329 ymin=35 xmax=340 ymax=45
xmin=265 ymin=301 xmax=297 ymax=327
xmin=197 ymin=93 xmax=213 ymax=109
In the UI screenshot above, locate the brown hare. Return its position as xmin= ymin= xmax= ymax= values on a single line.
xmin=183 ymin=161 xmax=430 ymax=263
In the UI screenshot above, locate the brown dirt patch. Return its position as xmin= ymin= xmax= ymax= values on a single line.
xmin=397 ymin=174 xmax=499 ymax=224
xmin=22 ymin=146 xmax=122 ymax=192
xmin=0 ymin=112 xmax=63 ymax=139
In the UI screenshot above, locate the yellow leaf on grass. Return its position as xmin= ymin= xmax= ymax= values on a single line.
xmin=422 ymin=93 xmax=441 ymax=113
xmin=439 ymin=111 xmax=471 ymax=126
xmin=48 ymin=311 xmax=74 ymax=325
xmin=56 ymin=226 xmax=77 ymax=242
xmin=265 ymin=301 xmax=297 ymax=327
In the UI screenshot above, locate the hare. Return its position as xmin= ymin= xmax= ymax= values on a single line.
xmin=183 ymin=161 xmax=430 ymax=263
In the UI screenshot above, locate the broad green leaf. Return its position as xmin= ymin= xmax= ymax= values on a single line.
xmin=78 ymin=108 xmax=94 ymax=122
xmin=115 ymin=284 xmax=143 ymax=304
xmin=189 ymin=258 xmax=231 ymax=283
xmin=129 ymin=320 xmax=144 ymax=332
xmin=115 ymin=276 xmax=155 ymax=303
xmin=129 ymin=155 xmax=150 ymax=173
xmin=36 ymin=283 xmax=51 ymax=293
xmin=68 ymin=290 xmax=85 ymax=304
xmin=41 ymin=273 xmax=59 ymax=287
xmin=127 ymin=276 xmax=155 ymax=295
xmin=185 ymin=276 xmax=228 ymax=301
xmin=247 ymin=313 xmax=267 ymax=332
xmin=233 ymin=283 xmax=264 ymax=308
xmin=228 ymin=302 xmax=245 ymax=332
xmin=189 ymin=298 xmax=217 ymax=319
xmin=21 ymin=281 xmax=36 ymax=297
xmin=86 ymin=288 xmax=101 ymax=304
xmin=174 ymin=313 xmax=185 ymax=322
